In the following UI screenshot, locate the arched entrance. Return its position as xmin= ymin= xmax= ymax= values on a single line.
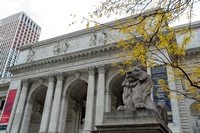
xmin=108 ymin=73 xmax=125 ymax=111
xmin=65 ymin=79 xmax=88 ymax=133
xmin=27 ymin=85 xmax=47 ymax=133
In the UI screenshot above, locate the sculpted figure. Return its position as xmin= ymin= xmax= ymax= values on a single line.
xmin=89 ymin=33 xmax=97 ymax=46
xmin=54 ymin=39 xmax=69 ymax=55
xmin=27 ymin=47 xmax=35 ymax=62
xmin=60 ymin=39 xmax=69 ymax=53
xmin=118 ymin=65 xmax=168 ymax=124
xmin=99 ymin=31 xmax=107 ymax=44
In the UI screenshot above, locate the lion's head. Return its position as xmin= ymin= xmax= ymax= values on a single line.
xmin=122 ymin=65 xmax=148 ymax=87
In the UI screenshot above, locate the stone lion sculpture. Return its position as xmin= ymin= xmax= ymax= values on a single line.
xmin=117 ymin=65 xmax=168 ymax=124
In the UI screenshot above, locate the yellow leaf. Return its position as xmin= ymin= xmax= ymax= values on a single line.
xmin=95 ymin=23 xmax=99 ymax=29
xmin=86 ymin=22 xmax=89 ymax=31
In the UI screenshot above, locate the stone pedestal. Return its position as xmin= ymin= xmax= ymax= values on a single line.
xmin=95 ymin=109 xmax=172 ymax=133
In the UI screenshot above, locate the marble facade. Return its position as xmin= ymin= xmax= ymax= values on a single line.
xmin=0 ymin=18 xmax=200 ymax=133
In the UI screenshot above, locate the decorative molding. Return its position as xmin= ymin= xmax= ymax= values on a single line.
xmin=56 ymin=72 xmax=64 ymax=81
xmin=75 ymin=71 xmax=81 ymax=79
xmin=31 ymin=112 xmax=42 ymax=123
xmin=47 ymin=74 xmax=55 ymax=82
xmin=26 ymin=98 xmax=34 ymax=104
xmin=27 ymin=46 xmax=35 ymax=62
xmin=8 ymin=44 xmax=119 ymax=75
xmin=0 ymin=83 xmax=9 ymax=91
xmin=22 ymin=79 xmax=30 ymax=87
xmin=87 ymin=66 xmax=96 ymax=75
xmin=38 ymin=78 xmax=44 ymax=85
xmin=97 ymin=64 xmax=106 ymax=73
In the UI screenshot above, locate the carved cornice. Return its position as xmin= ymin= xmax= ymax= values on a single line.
xmin=8 ymin=44 xmax=118 ymax=75
xmin=0 ymin=83 xmax=9 ymax=91
xmin=185 ymin=47 xmax=200 ymax=56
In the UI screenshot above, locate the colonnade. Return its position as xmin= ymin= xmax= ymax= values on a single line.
xmin=10 ymin=64 xmax=114 ymax=133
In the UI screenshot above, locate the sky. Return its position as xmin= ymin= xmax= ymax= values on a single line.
xmin=0 ymin=0 xmax=200 ymax=41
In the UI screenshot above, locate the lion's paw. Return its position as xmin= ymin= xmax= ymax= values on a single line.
xmin=135 ymin=103 xmax=146 ymax=109
xmin=117 ymin=105 xmax=129 ymax=111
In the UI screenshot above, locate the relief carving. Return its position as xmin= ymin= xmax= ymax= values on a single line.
xmin=27 ymin=47 xmax=35 ymax=62
xmin=89 ymin=33 xmax=97 ymax=46
xmin=54 ymin=39 xmax=69 ymax=55
xmin=99 ymin=30 xmax=107 ymax=44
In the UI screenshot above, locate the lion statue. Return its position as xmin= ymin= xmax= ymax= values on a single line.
xmin=117 ymin=65 xmax=168 ymax=124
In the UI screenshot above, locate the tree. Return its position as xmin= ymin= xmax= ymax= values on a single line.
xmin=71 ymin=0 xmax=200 ymax=103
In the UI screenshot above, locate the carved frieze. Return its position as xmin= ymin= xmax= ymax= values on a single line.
xmin=54 ymin=39 xmax=69 ymax=55
xmin=8 ymin=44 xmax=119 ymax=75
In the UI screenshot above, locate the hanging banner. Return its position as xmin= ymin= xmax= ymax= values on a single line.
xmin=151 ymin=66 xmax=173 ymax=122
xmin=0 ymin=89 xmax=17 ymax=130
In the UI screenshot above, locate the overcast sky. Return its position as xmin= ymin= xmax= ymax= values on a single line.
xmin=0 ymin=0 xmax=200 ymax=41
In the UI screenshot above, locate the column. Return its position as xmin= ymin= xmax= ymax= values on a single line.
xmin=95 ymin=65 xmax=106 ymax=125
xmin=39 ymin=75 xmax=55 ymax=133
xmin=48 ymin=72 xmax=64 ymax=133
xmin=58 ymin=96 xmax=69 ymax=133
xmin=84 ymin=66 xmax=96 ymax=133
xmin=105 ymin=89 xmax=112 ymax=112
xmin=11 ymin=79 xmax=30 ymax=133
xmin=19 ymin=99 xmax=33 ymax=133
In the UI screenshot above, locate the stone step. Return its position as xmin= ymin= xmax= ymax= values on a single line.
xmin=180 ymin=113 xmax=188 ymax=117
xmin=180 ymin=116 xmax=189 ymax=120
xmin=181 ymin=119 xmax=189 ymax=123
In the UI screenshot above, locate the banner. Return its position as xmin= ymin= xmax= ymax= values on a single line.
xmin=151 ymin=66 xmax=173 ymax=122
xmin=0 ymin=89 xmax=17 ymax=130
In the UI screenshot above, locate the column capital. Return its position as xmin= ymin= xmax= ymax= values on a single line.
xmin=55 ymin=72 xmax=64 ymax=81
xmin=47 ymin=74 xmax=55 ymax=82
xmin=22 ymin=79 xmax=30 ymax=87
xmin=96 ymin=64 xmax=106 ymax=73
xmin=87 ymin=66 xmax=96 ymax=75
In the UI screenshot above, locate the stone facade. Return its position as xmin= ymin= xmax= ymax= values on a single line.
xmin=0 ymin=18 xmax=200 ymax=133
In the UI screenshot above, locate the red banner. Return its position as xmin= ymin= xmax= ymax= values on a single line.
xmin=0 ymin=89 xmax=17 ymax=124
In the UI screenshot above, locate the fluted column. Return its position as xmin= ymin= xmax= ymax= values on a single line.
xmin=95 ymin=65 xmax=106 ymax=125
xmin=20 ymin=99 xmax=34 ymax=133
xmin=39 ymin=75 xmax=55 ymax=133
xmin=58 ymin=96 xmax=69 ymax=133
xmin=48 ymin=72 xmax=64 ymax=133
xmin=84 ymin=66 xmax=96 ymax=133
xmin=11 ymin=79 xmax=30 ymax=133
